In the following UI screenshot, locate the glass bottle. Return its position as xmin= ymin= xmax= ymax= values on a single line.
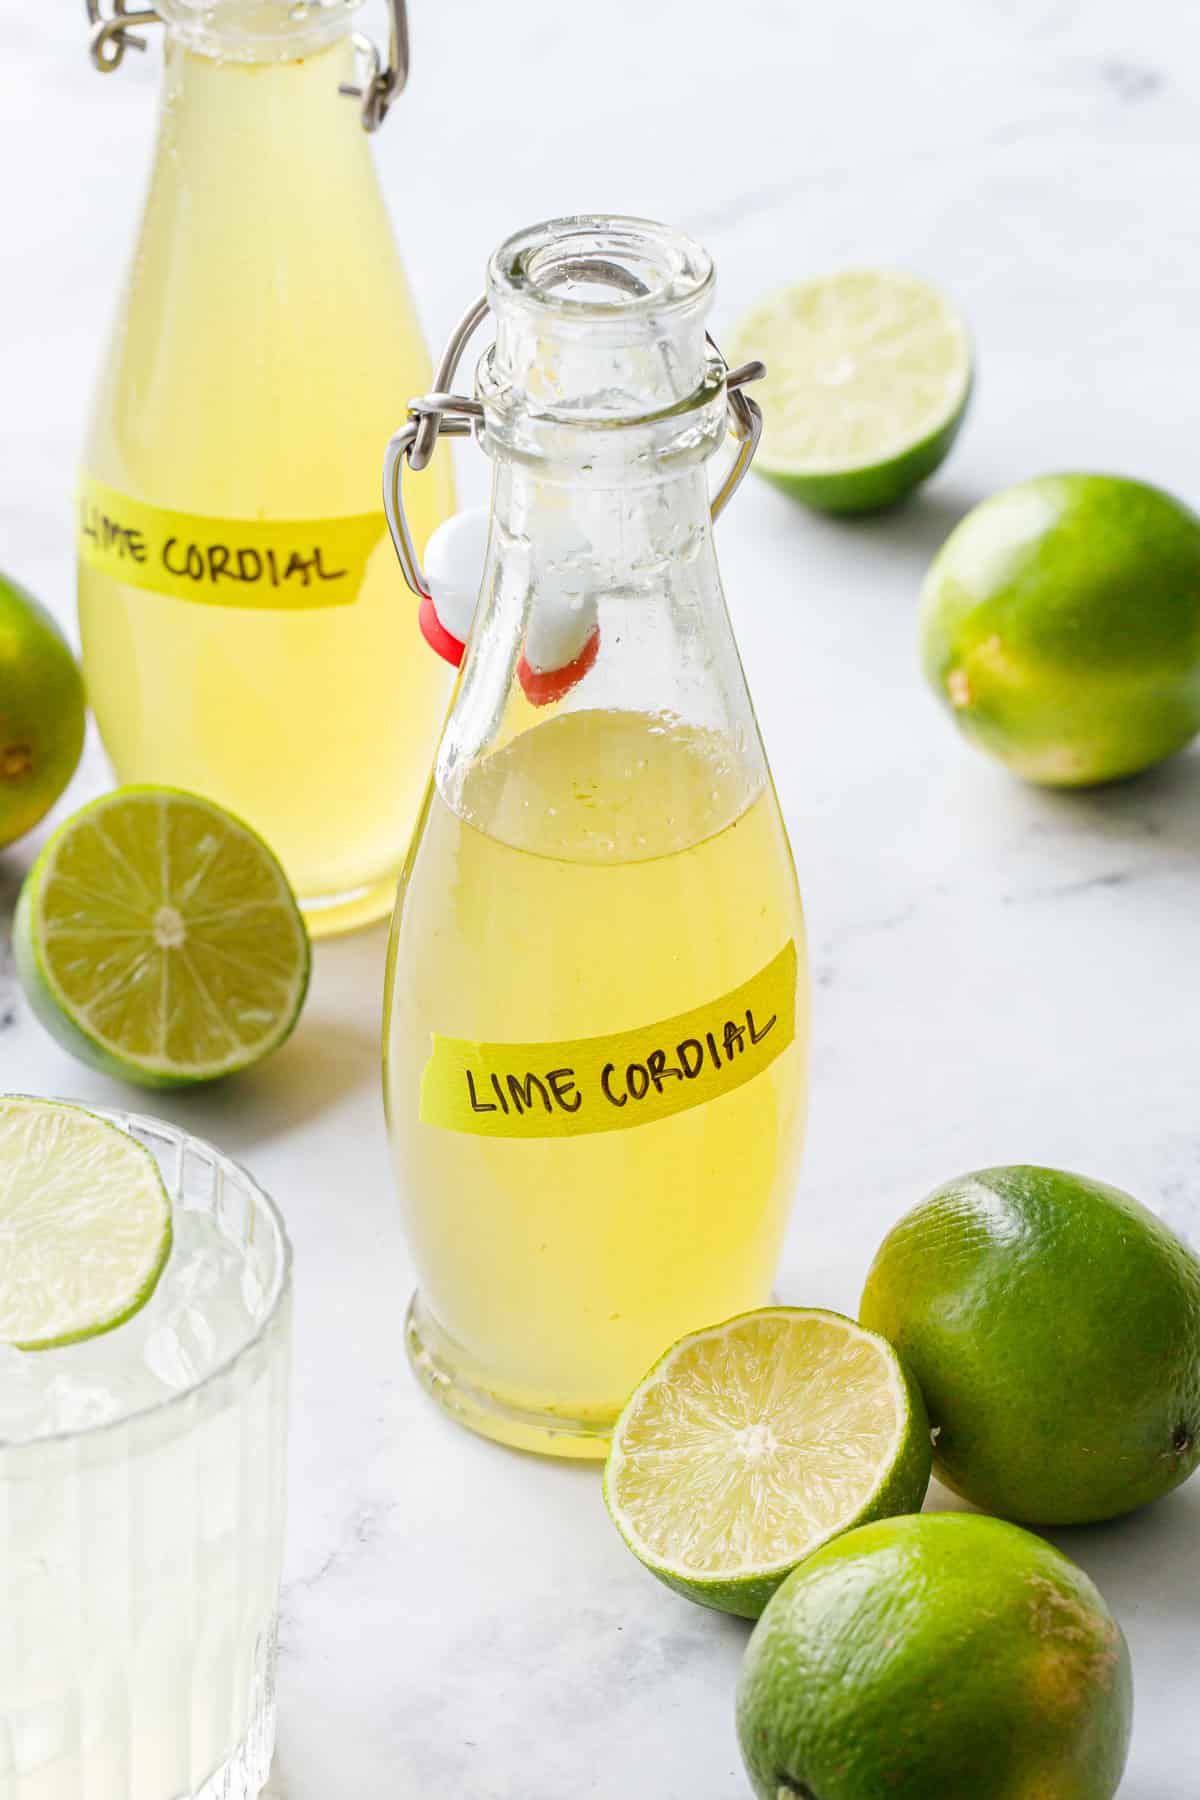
xmin=77 ymin=0 xmax=454 ymax=935
xmin=382 ymin=216 xmax=810 ymax=1457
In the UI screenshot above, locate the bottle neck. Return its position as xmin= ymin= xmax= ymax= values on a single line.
xmin=153 ymin=25 xmax=368 ymax=181
xmin=439 ymin=453 xmax=761 ymax=815
xmin=434 ymin=216 xmax=765 ymax=810
xmin=158 ymin=0 xmax=359 ymax=62
xmin=486 ymin=457 xmax=719 ymax=604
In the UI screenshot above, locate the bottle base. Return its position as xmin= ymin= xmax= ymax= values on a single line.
xmin=299 ymin=871 xmax=397 ymax=938
xmin=405 ymin=1292 xmax=613 ymax=1460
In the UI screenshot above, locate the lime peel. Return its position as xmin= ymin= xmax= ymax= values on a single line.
xmin=737 ymin=1513 xmax=1132 ymax=1800
xmin=0 ymin=572 xmax=86 ymax=849
xmin=0 ymin=1095 xmax=172 ymax=1351
xmin=860 ymin=1164 xmax=1200 ymax=1523
xmin=604 ymin=1306 xmax=932 ymax=1619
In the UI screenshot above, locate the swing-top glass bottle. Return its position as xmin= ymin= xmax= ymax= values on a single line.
xmin=383 ymin=216 xmax=810 ymax=1456
xmin=78 ymin=0 xmax=454 ymax=933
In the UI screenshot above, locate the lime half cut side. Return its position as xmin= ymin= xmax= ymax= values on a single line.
xmin=731 ymin=270 xmax=972 ymax=514
xmin=603 ymin=1307 xmax=932 ymax=1618
xmin=15 ymin=786 xmax=311 ymax=1089
xmin=0 ymin=1095 xmax=172 ymax=1350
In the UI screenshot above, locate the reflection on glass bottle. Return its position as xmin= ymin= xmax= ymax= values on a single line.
xmin=78 ymin=0 xmax=454 ymax=935
xmin=383 ymin=217 xmax=810 ymax=1456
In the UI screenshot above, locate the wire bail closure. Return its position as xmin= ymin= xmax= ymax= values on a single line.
xmin=383 ymin=293 xmax=765 ymax=604
xmin=338 ymin=0 xmax=409 ymax=132
xmin=86 ymin=0 xmax=162 ymax=70
xmin=86 ymin=0 xmax=409 ymax=130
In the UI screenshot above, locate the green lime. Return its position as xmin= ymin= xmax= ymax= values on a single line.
xmin=920 ymin=473 xmax=1200 ymax=784
xmin=603 ymin=1307 xmax=931 ymax=1619
xmin=737 ymin=1511 xmax=1132 ymax=1800
xmin=729 ymin=270 xmax=972 ymax=514
xmin=860 ymin=1165 xmax=1200 ymax=1524
xmin=0 ymin=572 xmax=86 ymax=848
xmin=15 ymin=786 xmax=310 ymax=1089
xmin=0 ymin=1095 xmax=172 ymax=1350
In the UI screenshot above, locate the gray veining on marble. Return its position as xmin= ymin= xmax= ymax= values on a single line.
xmin=3 ymin=2 xmax=1200 ymax=1794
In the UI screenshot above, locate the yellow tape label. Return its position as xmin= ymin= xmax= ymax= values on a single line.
xmin=419 ymin=941 xmax=797 ymax=1139
xmin=76 ymin=473 xmax=390 ymax=610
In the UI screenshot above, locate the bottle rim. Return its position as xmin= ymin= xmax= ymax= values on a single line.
xmin=488 ymin=215 xmax=716 ymax=326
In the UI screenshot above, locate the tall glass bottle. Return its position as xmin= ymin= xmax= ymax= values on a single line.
xmin=383 ymin=217 xmax=810 ymax=1456
xmin=78 ymin=0 xmax=454 ymax=934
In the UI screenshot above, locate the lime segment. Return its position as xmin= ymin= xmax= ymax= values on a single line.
xmin=603 ymin=1307 xmax=932 ymax=1618
xmin=0 ymin=1096 xmax=172 ymax=1350
xmin=15 ymin=787 xmax=310 ymax=1088
xmin=731 ymin=270 xmax=972 ymax=513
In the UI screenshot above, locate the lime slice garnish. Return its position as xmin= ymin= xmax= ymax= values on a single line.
xmin=15 ymin=786 xmax=310 ymax=1089
xmin=0 ymin=1095 xmax=172 ymax=1350
xmin=730 ymin=270 xmax=972 ymax=514
xmin=603 ymin=1307 xmax=932 ymax=1618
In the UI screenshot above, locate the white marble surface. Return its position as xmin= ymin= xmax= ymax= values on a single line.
xmin=3 ymin=2 xmax=1200 ymax=1794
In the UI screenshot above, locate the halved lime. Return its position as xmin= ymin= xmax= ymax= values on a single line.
xmin=603 ymin=1307 xmax=932 ymax=1618
xmin=15 ymin=787 xmax=310 ymax=1089
xmin=0 ymin=1095 xmax=172 ymax=1350
xmin=730 ymin=270 xmax=972 ymax=514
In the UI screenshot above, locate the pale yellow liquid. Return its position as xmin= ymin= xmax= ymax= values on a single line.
xmin=79 ymin=36 xmax=454 ymax=932
xmin=383 ymin=708 xmax=809 ymax=1453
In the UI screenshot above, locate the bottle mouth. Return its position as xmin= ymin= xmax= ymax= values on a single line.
xmin=157 ymin=0 xmax=359 ymax=60
xmin=489 ymin=216 xmax=715 ymax=324
xmin=482 ymin=216 xmax=720 ymax=442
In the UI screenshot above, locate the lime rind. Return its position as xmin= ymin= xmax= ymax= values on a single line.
xmin=604 ymin=1306 xmax=932 ymax=1619
xmin=14 ymin=785 xmax=311 ymax=1090
xmin=0 ymin=1095 xmax=172 ymax=1351
xmin=0 ymin=572 xmax=86 ymax=850
xmin=918 ymin=473 xmax=1200 ymax=786
xmin=860 ymin=1163 xmax=1200 ymax=1523
xmin=731 ymin=270 xmax=973 ymax=515
xmin=759 ymin=401 xmax=970 ymax=516
xmin=736 ymin=1513 xmax=1134 ymax=1800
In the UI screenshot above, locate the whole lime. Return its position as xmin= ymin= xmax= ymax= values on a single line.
xmin=0 ymin=572 xmax=86 ymax=847
xmin=860 ymin=1166 xmax=1200 ymax=1524
xmin=920 ymin=474 xmax=1200 ymax=784
xmin=737 ymin=1512 xmax=1132 ymax=1800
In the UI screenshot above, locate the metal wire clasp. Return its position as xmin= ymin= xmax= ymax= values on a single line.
xmin=87 ymin=0 xmax=162 ymax=71
xmin=383 ymin=295 xmax=765 ymax=603
xmin=339 ymin=0 xmax=409 ymax=132
xmin=86 ymin=0 xmax=409 ymax=132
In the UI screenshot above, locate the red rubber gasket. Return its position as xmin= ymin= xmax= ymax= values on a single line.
xmin=517 ymin=624 xmax=601 ymax=707
xmin=418 ymin=594 xmax=466 ymax=668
